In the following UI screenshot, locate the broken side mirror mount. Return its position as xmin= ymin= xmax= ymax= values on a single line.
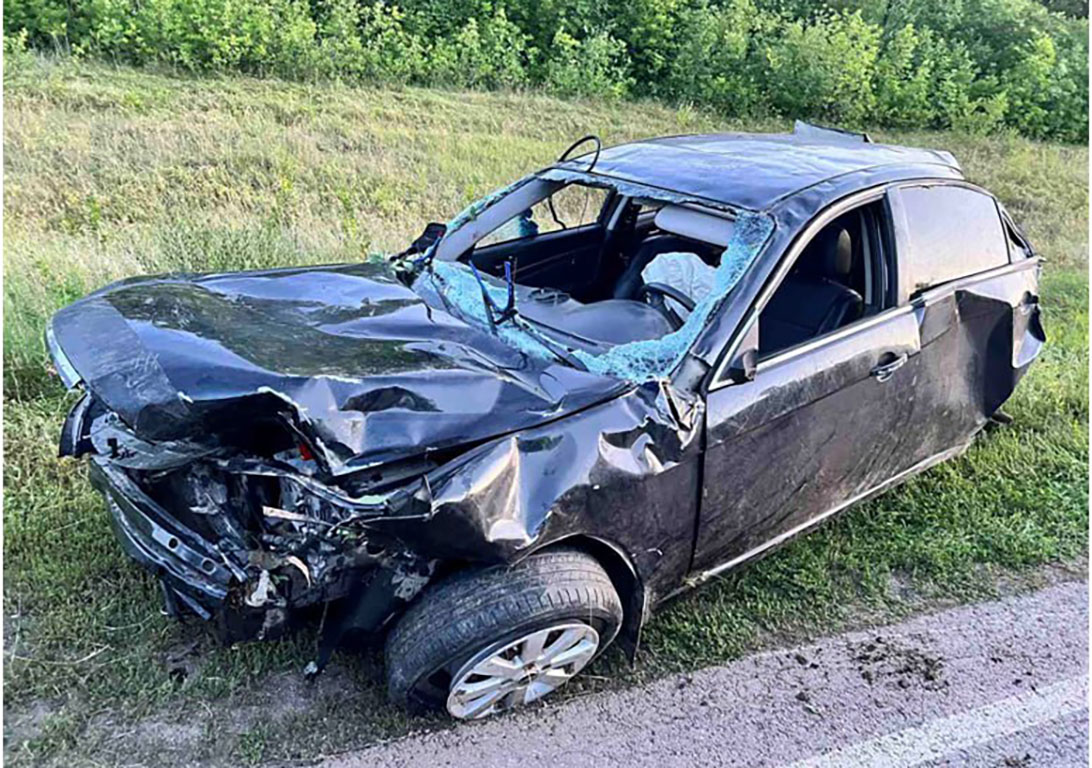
xmin=393 ymin=222 xmax=447 ymax=262
xmin=725 ymin=348 xmax=757 ymax=384
xmin=723 ymin=320 xmax=759 ymax=385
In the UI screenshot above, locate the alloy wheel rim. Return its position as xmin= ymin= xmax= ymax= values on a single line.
xmin=446 ymin=622 xmax=600 ymax=720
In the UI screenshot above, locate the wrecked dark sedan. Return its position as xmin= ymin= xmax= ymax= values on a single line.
xmin=48 ymin=123 xmax=1044 ymax=720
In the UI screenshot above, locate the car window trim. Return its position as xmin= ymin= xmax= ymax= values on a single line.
xmin=708 ymin=185 xmax=890 ymax=392
xmin=998 ymin=206 xmax=1034 ymax=262
xmin=910 ymin=255 xmax=1042 ymax=305
xmin=754 ymin=304 xmax=916 ymax=372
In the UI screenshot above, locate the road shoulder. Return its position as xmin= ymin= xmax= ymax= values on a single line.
xmin=324 ymin=580 xmax=1089 ymax=768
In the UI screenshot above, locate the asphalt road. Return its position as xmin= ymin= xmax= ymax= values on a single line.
xmin=324 ymin=580 xmax=1088 ymax=768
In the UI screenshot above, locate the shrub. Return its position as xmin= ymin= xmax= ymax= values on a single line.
xmin=1002 ymin=23 xmax=1089 ymax=140
xmin=2 ymin=0 xmax=1087 ymax=141
xmin=612 ymin=0 xmax=684 ymax=91
xmin=314 ymin=0 xmax=369 ymax=79
xmin=3 ymin=29 xmax=35 ymax=76
xmin=504 ymin=0 xmax=613 ymax=64
xmin=425 ymin=7 xmax=530 ymax=89
xmin=4 ymin=0 xmax=70 ymax=47
xmin=873 ymin=24 xmax=936 ymax=128
xmin=395 ymin=0 xmax=492 ymax=39
xmin=661 ymin=0 xmax=770 ymax=115
xmin=542 ymin=28 xmax=632 ymax=99
xmin=350 ymin=2 xmax=426 ymax=85
xmin=763 ymin=10 xmax=881 ymax=126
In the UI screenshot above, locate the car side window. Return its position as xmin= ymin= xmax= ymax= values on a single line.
xmin=756 ymin=199 xmax=892 ymax=360
xmin=476 ymin=183 xmax=609 ymax=248
xmin=899 ymin=185 xmax=1008 ymax=293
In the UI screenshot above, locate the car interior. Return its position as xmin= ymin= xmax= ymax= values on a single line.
xmin=757 ymin=202 xmax=891 ymax=359
xmin=452 ymin=181 xmax=890 ymax=360
xmin=460 ymin=185 xmax=727 ymax=350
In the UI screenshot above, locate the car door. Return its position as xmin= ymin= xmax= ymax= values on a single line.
xmin=691 ymin=190 xmax=925 ymax=573
xmin=889 ymin=183 xmax=1045 ymax=462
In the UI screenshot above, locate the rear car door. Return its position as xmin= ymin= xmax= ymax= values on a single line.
xmin=692 ymin=189 xmax=926 ymax=572
xmin=889 ymin=183 xmax=1045 ymax=461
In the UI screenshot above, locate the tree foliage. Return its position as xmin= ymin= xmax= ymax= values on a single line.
xmin=4 ymin=0 xmax=1087 ymax=140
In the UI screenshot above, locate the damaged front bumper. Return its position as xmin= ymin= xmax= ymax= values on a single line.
xmin=91 ymin=458 xmax=267 ymax=642
xmin=92 ymin=458 xmax=232 ymax=608
xmin=83 ymin=421 xmax=434 ymax=651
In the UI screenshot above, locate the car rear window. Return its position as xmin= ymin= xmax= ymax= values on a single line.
xmin=900 ymin=185 xmax=1008 ymax=293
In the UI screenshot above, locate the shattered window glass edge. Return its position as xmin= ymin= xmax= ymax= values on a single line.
xmin=417 ymin=170 xmax=774 ymax=382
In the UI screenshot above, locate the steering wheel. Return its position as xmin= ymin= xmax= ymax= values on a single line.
xmin=637 ymin=282 xmax=696 ymax=330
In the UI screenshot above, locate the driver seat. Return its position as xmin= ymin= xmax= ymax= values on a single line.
xmin=613 ymin=235 xmax=712 ymax=301
xmin=759 ymin=226 xmax=863 ymax=353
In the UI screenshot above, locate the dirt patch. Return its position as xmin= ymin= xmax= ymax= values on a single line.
xmin=161 ymin=635 xmax=208 ymax=686
xmin=3 ymin=699 xmax=58 ymax=752
xmin=84 ymin=663 xmax=364 ymax=766
xmin=850 ymin=633 xmax=948 ymax=692
xmin=135 ymin=718 xmax=206 ymax=748
xmin=4 ymin=655 xmax=370 ymax=767
xmin=224 ymin=664 xmax=361 ymax=728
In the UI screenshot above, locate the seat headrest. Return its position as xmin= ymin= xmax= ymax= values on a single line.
xmin=654 ymin=205 xmax=735 ymax=248
xmin=818 ymin=227 xmax=853 ymax=277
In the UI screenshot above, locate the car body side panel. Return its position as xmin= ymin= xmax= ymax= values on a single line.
xmin=692 ymin=176 xmax=1042 ymax=579
xmin=371 ymin=380 xmax=705 ymax=607
xmin=693 ymin=310 xmax=922 ymax=570
xmin=907 ymin=261 xmax=1044 ymax=461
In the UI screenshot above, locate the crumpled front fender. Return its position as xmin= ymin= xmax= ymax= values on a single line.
xmin=374 ymin=379 xmax=704 ymax=596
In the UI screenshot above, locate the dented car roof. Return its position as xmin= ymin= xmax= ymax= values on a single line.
xmin=564 ymin=128 xmax=963 ymax=212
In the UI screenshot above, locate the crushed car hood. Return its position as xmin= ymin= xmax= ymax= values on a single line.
xmin=48 ymin=260 xmax=629 ymax=474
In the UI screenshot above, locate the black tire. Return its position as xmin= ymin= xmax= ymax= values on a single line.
xmin=385 ymin=548 xmax=623 ymax=713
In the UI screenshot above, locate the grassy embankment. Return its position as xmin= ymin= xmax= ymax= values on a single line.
xmin=4 ymin=57 xmax=1087 ymax=766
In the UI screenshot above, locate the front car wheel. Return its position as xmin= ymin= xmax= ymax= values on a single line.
xmin=384 ymin=549 xmax=623 ymax=719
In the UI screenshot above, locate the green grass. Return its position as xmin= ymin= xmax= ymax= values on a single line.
xmin=3 ymin=56 xmax=1087 ymax=766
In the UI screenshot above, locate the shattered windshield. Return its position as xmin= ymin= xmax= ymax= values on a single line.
xmin=411 ymin=171 xmax=774 ymax=382
xmin=477 ymin=183 xmax=609 ymax=247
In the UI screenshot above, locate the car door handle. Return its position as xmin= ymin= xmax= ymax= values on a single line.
xmin=871 ymin=353 xmax=908 ymax=382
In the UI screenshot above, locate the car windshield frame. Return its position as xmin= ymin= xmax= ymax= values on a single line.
xmin=411 ymin=168 xmax=775 ymax=383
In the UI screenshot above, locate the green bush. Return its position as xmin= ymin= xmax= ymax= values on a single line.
xmin=612 ymin=0 xmax=684 ymax=91
xmin=425 ymin=7 xmax=530 ymax=89
xmin=873 ymin=24 xmax=936 ymax=128
xmin=3 ymin=0 xmax=1087 ymax=141
xmin=310 ymin=0 xmax=425 ymax=84
xmin=3 ymin=29 xmax=35 ymax=76
xmin=1002 ymin=22 xmax=1090 ymax=140
xmin=763 ymin=10 xmax=881 ymax=126
xmin=661 ymin=0 xmax=770 ymax=115
xmin=543 ymin=28 xmax=632 ymax=99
